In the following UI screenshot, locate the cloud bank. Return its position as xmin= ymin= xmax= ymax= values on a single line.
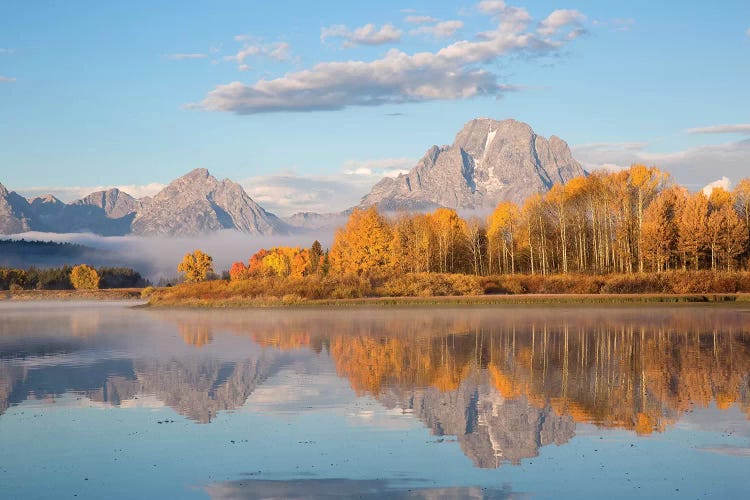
xmin=687 ymin=124 xmax=750 ymax=135
xmin=574 ymin=139 xmax=750 ymax=190
xmin=17 ymin=183 xmax=166 ymax=202
xmin=242 ymin=157 xmax=413 ymax=215
xmin=194 ymin=2 xmax=586 ymax=114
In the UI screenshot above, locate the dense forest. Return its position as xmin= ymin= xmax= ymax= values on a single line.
xmin=0 ymin=265 xmax=149 ymax=290
xmin=327 ymin=165 xmax=750 ymax=277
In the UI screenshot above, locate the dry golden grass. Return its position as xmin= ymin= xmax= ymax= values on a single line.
xmin=146 ymin=270 xmax=750 ymax=308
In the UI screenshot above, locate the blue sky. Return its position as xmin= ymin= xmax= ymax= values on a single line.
xmin=0 ymin=0 xmax=748 ymax=215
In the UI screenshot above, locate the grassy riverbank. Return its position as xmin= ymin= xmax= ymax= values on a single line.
xmin=146 ymin=292 xmax=750 ymax=308
xmin=145 ymin=271 xmax=750 ymax=308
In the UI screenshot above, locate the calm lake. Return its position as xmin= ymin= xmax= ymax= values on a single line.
xmin=1 ymin=302 xmax=750 ymax=499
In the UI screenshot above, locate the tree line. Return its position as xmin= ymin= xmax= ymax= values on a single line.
xmin=326 ymin=165 xmax=750 ymax=277
xmin=0 ymin=265 xmax=149 ymax=291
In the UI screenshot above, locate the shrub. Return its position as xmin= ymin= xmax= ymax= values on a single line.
xmin=380 ymin=273 xmax=482 ymax=297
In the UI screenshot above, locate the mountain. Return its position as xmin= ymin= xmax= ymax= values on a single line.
xmin=0 ymin=183 xmax=32 ymax=233
xmin=71 ymin=188 xmax=141 ymax=219
xmin=360 ymin=118 xmax=586 ymax=211
xmin=282 ymin=211 xmax=350 ymax=231
xmin=0 ymin=170 xmax=288 ymax=237
xmin=131 ymin=168 xmax=288 ymax=236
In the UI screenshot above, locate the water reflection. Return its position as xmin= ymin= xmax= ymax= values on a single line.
xmin=206 ymin=478 xmax=519 ymax=499
xmin=1 ymin=304 xmax=750 ymax=469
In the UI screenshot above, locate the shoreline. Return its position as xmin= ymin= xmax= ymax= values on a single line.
xmin=0 ymin=288 xmax=144 ymax=301
xmin=3 ymin=289 xmax=749 ymax=308
xmin=145 ymin=292 xmax=750 ymax=308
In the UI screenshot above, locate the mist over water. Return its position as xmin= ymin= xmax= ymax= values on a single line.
xmin=2 ymin=229 xmax=334 ymax=280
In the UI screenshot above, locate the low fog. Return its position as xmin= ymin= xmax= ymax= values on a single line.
xmin=2 ymin=230 xmax=335 ymax=282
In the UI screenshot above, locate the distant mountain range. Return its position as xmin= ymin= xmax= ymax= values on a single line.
xmin=0 ymin=118 xmax=585 ymax=237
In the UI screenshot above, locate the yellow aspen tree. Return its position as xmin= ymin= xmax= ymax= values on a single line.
xmin=677 ymin=193 xmax=709 ymax=270
xmin=429 ymin=208 xmax=467 ymax=274
xmin=627 ymin=165 xmax=670 ymax=272
xmin=546 ymin=183 xmax=570 ymax=273
xmin=70 ymin=264 xmax=100 ymax=290
xmin=733 ymin=178 xmax=750 ymax=268
xmin=488 ymin=201 xmax=520 ymax=274
xmin=177 ymin=250 xmax=214 ymax=283
xmin=330 ymin=207 xmax=392 ymax=276
xmin=640 ymin=187 xmax=682 ymax=272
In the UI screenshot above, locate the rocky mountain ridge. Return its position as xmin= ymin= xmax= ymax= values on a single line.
xmin=360 ymin=118 xmax=586 ymax=210
xmin=0 ymin=169 xmax=289 ymax=236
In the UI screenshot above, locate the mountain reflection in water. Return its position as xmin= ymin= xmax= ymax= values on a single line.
xmin=1 ymin=304 xmax=750 ymax=469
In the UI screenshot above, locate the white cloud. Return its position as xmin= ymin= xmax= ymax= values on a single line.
xmin=16 ymin=183 xmax=166 ymax=202
xmin=411 ymin=20 xmax=464 ymax=39
xmin=0 ymin=76 xmax=16 ymax=82
xmin=225 ymin=41 xmax=293 ymax=70
xmin=573 ymin=139 xmax=750 ymax=190
xmin=268 ymin=42 xmax=291 ymax=61
xmin=341 ymin=157 xmax=413 ymax=177
xmin=321 ymin=23 xmax=402 ymax=47
xmin=746 ymin=28 xmax=750 ymax=37
xmin=702 ymin=176 xmax=732 ymax=196
xmin=687 ymin=124 xmax=750 ymax=135
xmin=233 ymin=34 xmax=257 ymax=42
xmin=611 ymin=18 xmax=636 ymax=32
xmin=538 ymin=9 xmax=586 ymax=37
xmin=405 ymin=15 xmax=439 ymax=24
xmin=242 ymin=157 xmax=415 ymax=215
xmin=165 ymin=53 xmax=207 ymax=60
xmin=194 ymin=2 xmax=583 ymax=115
xmin=477 ymin=0 xmax=507 ymax=16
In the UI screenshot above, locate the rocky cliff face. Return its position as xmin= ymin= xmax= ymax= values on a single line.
xmin=71 ymin=188 xmax=141 ymax=219
xmin=131 ymin=168 xmax=289 ymax=236
xmin=0 ymin=183 xmax=33 ymax=233
xmin=360 ymin=118 xmax=586 ymax=210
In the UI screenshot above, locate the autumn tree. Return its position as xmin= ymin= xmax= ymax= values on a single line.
xmin=640 ymin=187 xmax=683 ymax=272
xmin=429 ymin=208 xmax=467 ymax=273
xmin=627 ymin=165 xmax=670 ymax=272
xmin=464 ymin=217 xmax=487 ymax=276
xmin=488 ymin=201 xmax=520 ymax=274
xmin=70 ymin=264 xmax=100 ymax=290
xmin=733 ymin=179 xmax=750 ymax=268
xmin=309 ymin=240 xmax=323 ymax=274
xmin=545 ymin=183 xmax=570 ymax=273
xmin=178 ymin=250 xmax=214 ymax=283
xmin=678 ymin=193 xmax=709 ymax=270
xmin=330 ymin=207 xmax=392 ymax=276
xmin=229 ymin=261 xmax=250 ymax=281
